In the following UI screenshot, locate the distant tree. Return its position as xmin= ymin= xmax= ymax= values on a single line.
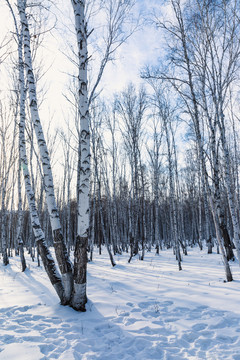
xmin=142 ymin=0 xmax=234 ymax=281
xmin=151 ymin=83 xmax=182 ymax=269
xmin=147 ymin=117 xmax=163 ymax=254
xmin=0 ymin=98 xmax=18 ymax=266
xmin=115 ymin=83 xmax=147 ymax=262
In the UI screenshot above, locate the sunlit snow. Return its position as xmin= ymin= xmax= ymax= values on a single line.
xmin=1 ymin=247 xmax=240 ymax=359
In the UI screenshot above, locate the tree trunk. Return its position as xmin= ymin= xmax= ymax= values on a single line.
xmin=16 ymin=14 xmax=66 ymax=302
xmin=18 ymin=0 xmax=73 ymax=301
xmin=70 ymin=0 xmax=90 ymax=311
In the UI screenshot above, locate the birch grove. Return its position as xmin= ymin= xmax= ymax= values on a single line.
xmin=2 ymin=0 xmax=240 ymax=309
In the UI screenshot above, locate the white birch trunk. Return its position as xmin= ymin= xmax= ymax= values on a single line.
xmin=1 ymin=196 xmax=9 ymax=266
xmin=170 ymin=0 xmax=233 ymax=280
xmin=111 ymin=127 xmax=121 ymax=254
xmin=89 ymin=179 xmax=96 ymax=262
xmin=8 ymin=172 xmax=16 ymax=257
xmin=18 ymin=0 xmax=73 ymax=301
xmin=71 ymin=0 xmax=89 ymax=311
xmin=0 ymin=106 xmax=17 ymax=265
xmin=167 ymin=133 xmax=182 ymax=270
xmin=218 ymin=116 xmax=240 ymax=263
xmin=16 ymin=20 xmax=66 ymax=300
xmin=17 ymin=150 xmax=26 ymax=271
xmin=17 ymin=138 xmax=24 ymax=253
xmin=203 ymin=179 xmax=212 ymax=253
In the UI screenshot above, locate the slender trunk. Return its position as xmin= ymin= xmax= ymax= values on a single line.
xmin=203 ymin=179 xmax=212 ymax=253
xmin=18 ymin=0 xmax=73 ymax=301
xmin=70 ymin=0 xmax=89 ymax=311
xmin=111 ymin=122 xmax=121 ymax=254
xmin=173 ymin=3 xmax=232 ymax=279
xmin=219 ymin=118 xmax=240 ymax=263
xmin=208 ymin=195 xmax=233 ymax=281
xmin=1 ymin=205 xmax=9 ymax=266
xmin=19 ymin=240 xmax=26 ymax=272
xmin=154 ymin=162 xmax=160 ymax=253
xmin=89 ymin=180 xmax=96 ymax=262
xmin=163 ymin=111 xmax=181 ymax=270
xmin=198 ymin=163 xmax=203 ymax=249
xmin=96 ymin=161 xmax=116 ymax=267
xmin=17 ymin=19 xmax=66 ymax=299
xmin=140 ymin=165 xmax=146 ymax=261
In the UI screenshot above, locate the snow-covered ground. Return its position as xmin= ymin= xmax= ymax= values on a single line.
xmin=1 ymin=246 xmax=240 ymax=360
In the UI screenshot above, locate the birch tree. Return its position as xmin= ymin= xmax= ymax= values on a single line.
xmin=143 ymin=0 xmax=233 ymax=281
xmin=115 ymin=83 xmax=147 ymax=262
xmin=90 ymin=103 xmax=116 ymax=266
xmin=105 ymin=108 xmax=121 ymax=254
xmin=147 ymin=119 xmax=163 ymax=254
xmin=8 ymin=1 xmax=66 ymax=300
xmin=70 ymin=0 xmax=136 ymax=309
xmin=198 ymin=0 xmax=240 ymax=262
xmin=151 ymin=83 xmax=182 ymax=269
xmin=0 ymin=102 xmax=17 ymax=265
xmin=15 ymin=0 xmax=73 ymax=301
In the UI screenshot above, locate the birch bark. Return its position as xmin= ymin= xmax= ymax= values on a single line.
xmin=147 ymin=122 xmax=162 ymax=254
xmin=162 ymin=106 xmax=182 ymax=270
xmin=17 ymin=0 xmax=73 ymax=301
xmin=218 ymin=117 xmax=240 ymax=262
xmin=145 ymin=0 xmax=233 ymax=280
xmin=17 ymin=146 xmax=26 ymax=272
xmin=71 ymin=0 xmax=89 ymax=310
xmin=0 ymin=104 xmax=17 ymax=265
xmin=16 ymin=15 xmax=66 ymax=300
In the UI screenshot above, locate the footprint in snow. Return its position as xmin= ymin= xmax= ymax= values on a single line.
xmin=126 ymin=302 xmax=134 ymax=307
xmin=162 ymin=300 xmax=174 ymax=306
xmin=138 ymin=302 xmax=150 ymax=309
xmin=192 ymin=323 xmax=207 ymax=331
xmin=130 ymin=308 xmax=141 ymax=313
xmin=124 ymin=318 xmax=139 ymax=325
xmin=215 ymin=335 xmax=239 ymax=345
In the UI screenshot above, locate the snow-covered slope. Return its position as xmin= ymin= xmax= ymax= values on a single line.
xmin=0 ymin=247 xmax=240 ymax=359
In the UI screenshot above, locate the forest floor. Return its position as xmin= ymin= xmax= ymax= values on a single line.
xmin=0 ymin=245 xmax=240 ymax=360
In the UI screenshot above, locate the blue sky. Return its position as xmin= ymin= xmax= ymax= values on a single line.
xmin=0 ymin=0 xmax=163 ymax=120
xmin=0 ymin=0 xmax=167 ymax=177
